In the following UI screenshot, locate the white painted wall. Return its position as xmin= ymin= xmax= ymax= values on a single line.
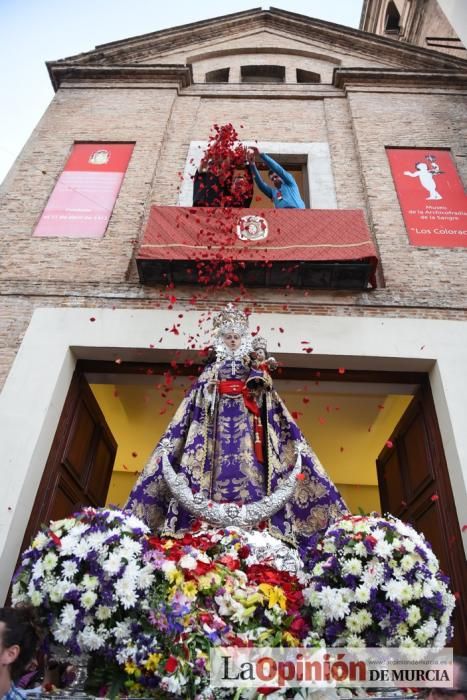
xmin=0 ymin=307 xmax=466 ymax=602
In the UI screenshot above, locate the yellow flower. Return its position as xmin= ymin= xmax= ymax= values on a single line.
xmin=198 ymin=573 xmax=221 ymax=590
xmin=124 ymin=662 xmax=138 ymax=675
xmin=282 ymin=631 xmax=300 ymax=647
xmin=258 ymin=584 xmax=287 ymax=611
xmin=166 ymin=569 xmax=184 ymax=586
xmin=144 ymin=654 xmax=162 ymax=672
xmin=244 ymin=593 xmax=264 ymax=607
xmin=182 ymin=580 xmax=198 ymax=598
xmin=258 ymin=629 xmax=273 ymax=642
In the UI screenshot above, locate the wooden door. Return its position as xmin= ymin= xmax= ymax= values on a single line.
xmin=20 ymin=370 xmax=117 ymax=552
xmin=377 ymin=381 xmax=467 ymax=653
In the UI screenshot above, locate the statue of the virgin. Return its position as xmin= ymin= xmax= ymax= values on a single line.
xmin=126 ymin=304 xmax=348 ymax=551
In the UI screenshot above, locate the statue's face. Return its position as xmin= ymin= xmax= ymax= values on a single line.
xmin=255 ymin=348 xmax=266 ymax=361
xmin=223 ymin=332 xmax=242 ymax=351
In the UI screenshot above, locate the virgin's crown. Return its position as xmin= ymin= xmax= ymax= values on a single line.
xmin=213 ymin=303 xmax=249 ymax=336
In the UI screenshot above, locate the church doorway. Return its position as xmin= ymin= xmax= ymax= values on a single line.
xmin=19 ymin=359 xmax=466 ymax=651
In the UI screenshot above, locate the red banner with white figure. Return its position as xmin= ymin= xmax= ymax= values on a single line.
xmin=34 ymin=143 xmax=134 ymax=238
xmin=386 ymin=148 xmax=467 ymax=247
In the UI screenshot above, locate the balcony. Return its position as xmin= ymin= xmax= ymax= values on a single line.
xmin=136 ymin=207 xmax=378 ymax=290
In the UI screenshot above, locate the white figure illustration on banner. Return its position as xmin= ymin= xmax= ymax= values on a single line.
xmin=404 ymin=155 xmax=443 ymax=200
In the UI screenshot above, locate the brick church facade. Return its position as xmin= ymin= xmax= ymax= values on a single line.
xmin=0 ymin=7 xmax=466 ymax=648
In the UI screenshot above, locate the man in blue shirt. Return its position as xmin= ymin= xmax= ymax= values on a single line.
xmin=247 ymin=147 xmax=305 ymax=209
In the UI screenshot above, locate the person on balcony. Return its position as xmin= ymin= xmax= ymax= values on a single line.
xmin=247 ymin=146 xmax=305 ymax=209
xmin=192 ymin=154 xmax=232 ymax=207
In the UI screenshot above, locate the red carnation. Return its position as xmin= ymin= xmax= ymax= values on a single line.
xmin=165 ymin=656 xmax=178 ymax=673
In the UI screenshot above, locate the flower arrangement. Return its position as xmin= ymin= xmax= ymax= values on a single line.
xmin=113 ymin=525 xmax=319 ymax=698
xmin=11 ymin=507 xmax=155 ymax=655
xmin=303 ymin=514 xmax=456 ymax=649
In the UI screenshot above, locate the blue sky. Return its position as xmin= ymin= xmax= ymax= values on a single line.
xmin=0 ymin=0 xmax=363 ymax=183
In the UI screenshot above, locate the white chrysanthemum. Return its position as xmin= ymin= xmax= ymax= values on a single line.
xmin=303 ymin=588 xmax=320 ymax=607
xmin=60 ymin=604 xmax=78 ymax=626
xmin=346 ymin=613 xmax=364 ymax=634
xmin=374 ymin=539 xmax=393 ymax=558
xmin=400 ymin=554 xmax=418 ymax=572
xmin=86 ymin=532 xmax=107 ymax=551
xmin=78 ymin=625 xmax=105 ymax=651
xmin=53 ymin=624 xmax=73 ymax=645
xmin=30 ymin=590 xmax=43 ymax=606
xmin=115 ymin=577 xmax=137 ymax=609
xmin=416 ymin=618 xmax=437 ymax=642
xmin=80 ymin=590 xmax=97 ymax=610
xmin=119 ymin=535 xmax=143 ymax=559
xmin=383 ymin=579 xmax=405 ymax=601
xmin=137 ymin=564 xmax=155 ymax=590
xmin=32 ymin=560 xmax=44 ymax=580
xmin=179 ymin=554 xmax=198 ymax=570
xmin=357 ymin=610 xmax=373 ymax=630
xmin=74 ymin=539 xmax=92 ymax=560
xmin=354 ymin=542 xmax=367 ymax=558
xmin=57 ymin=535 xmax=79 ymax=557
xmin=323 ymin=541 xmax=336 ymax=554
xmin=361 ymin=561 xmax=385 ymax=587
xmin=95 ymin=605 xmax=112 ymax=621
xmin=82 ymin=574 xmax=99 ymax=590
xmin=313 ymin=610 xmax=326 ymax=629
xmin=49 ymin=580 xmax=70 ymax=603
xmin=122 ymin=514 xmax=150 ymax=533
xmin=318 ymin=586 xmax=350 ymax=621
xmin=312 ymin=563 xmax=324 ymax=577
xmin=402 ymin=538 xmax=416 ymax=553
xmin=162 ymin=560 xmax=176 ymax=578
xmin=399 ymin=583 xmax=415 ymax=604
xmin=32 ymin=532 xmax=49 ymax=550
xmin=407 ymin=605 xmax=422 ymax=627
xmin=11 ymin=582 xmax=27 ymax=605
xmin=371 ymin=528 xmax=387 ymax=541
xmin=113 ymin=620 xmax=132 ymax=641
xmin=397 ymin=623 xmax=409 ymax=637
xmin=346 ymin=634 xmax=366 ymax=648
xmin=103 ymin=551 xmax=123 ymax=574
xmin=342 ymin=558 xmax=362 ymax=577
xmin=62 ymin=560 xmax=78 ymax=579
xmin=354 ymin=585 xmax=371 ymax=604
xmin=66 ymin=522 xmax=89 ymax=538
xmin=340 ymin=521 xmax=354 ymax=532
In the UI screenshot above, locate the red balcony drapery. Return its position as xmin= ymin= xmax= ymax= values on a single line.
xmin=137 ymin=207 xmax=378 ymax=289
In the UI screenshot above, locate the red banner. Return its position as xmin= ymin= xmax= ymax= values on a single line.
xmin=34 ymin=143 xmax=134 ymax=238
xmin=386 ymin=148 xmax=467 ymax=247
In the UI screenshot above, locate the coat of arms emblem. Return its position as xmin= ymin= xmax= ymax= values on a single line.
xmin=236 ymin=215 xmax=268 ymax=241
xmin=88 ymin=149 xmax=110 ymax=165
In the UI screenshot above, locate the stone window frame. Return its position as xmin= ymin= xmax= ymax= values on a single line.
xmin=179 ymin=140 xmax=337 ymax=209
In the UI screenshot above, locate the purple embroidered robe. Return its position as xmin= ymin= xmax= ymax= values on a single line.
xmin=125 ymin=357 xmax=348 ymax=550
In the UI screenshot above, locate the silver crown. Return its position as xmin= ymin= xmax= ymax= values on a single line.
xmin=213 ymin=303 xmax=249 ymax=337
xmin=252 ymin=335 xmax=268 ymax=352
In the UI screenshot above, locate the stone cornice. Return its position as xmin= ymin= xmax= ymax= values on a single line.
xmin=46 ymin=63 xmax=193 ymax=92
xmin=333 ymin=67 xmax=467 ymax=90
xmin=50 ymin=8 xmax=467 ymax=77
